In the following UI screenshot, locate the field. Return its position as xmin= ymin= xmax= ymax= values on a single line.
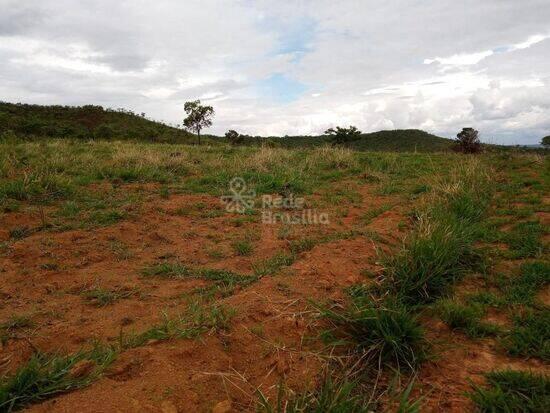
xmin=0 ymin=139 xmax=548 ymax=412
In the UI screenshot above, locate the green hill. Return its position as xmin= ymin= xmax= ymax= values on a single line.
xmin=264 ymin=129 xmax=453 ymax=152
xmin=0 ymin=101 xmax=192 ymax=142
xmin=0 ymin=101 xmax=454 ymax=151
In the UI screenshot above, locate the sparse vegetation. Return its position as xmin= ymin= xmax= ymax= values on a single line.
xmin=0 ymin=125 xmax=547 ymax=412
xmin=468 ymin=370 xmax=550 ymax=412
xmin=455 ymin=127 xmax=482 ymax=154
xmin=0 ymin=345 xmax=116 ymax=412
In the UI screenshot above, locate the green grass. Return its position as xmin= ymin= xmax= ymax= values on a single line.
xmin=257 ymin=374 xmax=373 ymax=413
xmin=120 ymin=301 xmax=234 ymax=349
xmin=437 ymin=299 xmax=501 ymax=338
xmin=232 ymin=240 xmax=253 ymax=256
xmin=0 ymin=345 xmax=116 ymax=412
xmin=252 ymin=252 xmax=295 ymax=277
xmin=506 ymin=221 xmax=545 ymax=258
xmin=81 ymin=287 xmax=138 ymax=307
xmin=289 ymin=238 xmax=317 ymax=255
xmin=142 ymin=262 xmax=258 ymax=296
xmin=321 ymin=296 xmax=426 ymax=371
xmin=503 ymin=309 xmax=549 ymax=360
xmin=468 ymin=370 xmax=550 ymax=413
xmin=379 ymin=161 xmax=491 ymax=306
xmin=501 ymin=261 xmax=550 ymax=305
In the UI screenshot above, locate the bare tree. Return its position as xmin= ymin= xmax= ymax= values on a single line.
xmin=183 ymin=100 xmax=214 ymax=145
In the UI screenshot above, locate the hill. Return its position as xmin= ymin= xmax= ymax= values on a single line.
xmin=266 ymin=129 xmax=453 ymax=152
xmin=0 ymin=101 xmax=454 ymax=151
xmin=0 ymin=101 xmax=192 ymax=143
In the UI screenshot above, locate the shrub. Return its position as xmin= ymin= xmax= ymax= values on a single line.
xmin=455 ymin=128 xmax=482 ymax=154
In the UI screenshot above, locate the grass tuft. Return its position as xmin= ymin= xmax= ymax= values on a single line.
xmin=468 ymin=370 xmax=550 ymax=413
xmin=0 ymin=345 xmax=115 ymax=412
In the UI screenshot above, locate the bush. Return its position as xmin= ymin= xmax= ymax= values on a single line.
xmin=455 ymin=128 xmax=482 ymax=154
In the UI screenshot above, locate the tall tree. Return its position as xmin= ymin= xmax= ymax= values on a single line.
xmin=183 ymin=100 xmax=214 ymax=145
xmin=542 ymin=136 xmax=550 ymax=147
xmin=324 ymin=126 xmax=361 ymax=145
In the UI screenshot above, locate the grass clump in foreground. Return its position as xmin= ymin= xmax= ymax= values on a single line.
xmin=468 ymin=370 xmax=550 ymax=412
xmin=321 ymin=295 xmax=426 ymax=371
xmin=501 ymin=261 xmax=550 ymax=306
xmin=505 ymin=221 xmax=545 ymax=258
xmin=257 ymin=375 xmax=373 ymax=413
xmin=319 ymin=160 xmax=492 ymax=377
xmin=503 ymin=309 xmax=550 ymax=361
xmin=437 ymin=299 xmax=501 ymax=338
xmin=0 ymin=345 xmax=115 ymax=412
xmin=380 ymin=160 xmax=491 ymax=307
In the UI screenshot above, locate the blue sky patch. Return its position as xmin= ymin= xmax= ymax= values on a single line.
xmin=256 ymin=73 xmax=307 ymax=104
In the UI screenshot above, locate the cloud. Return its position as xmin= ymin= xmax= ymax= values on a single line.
xmin=1 ymin=0 xmax=550 ymax=144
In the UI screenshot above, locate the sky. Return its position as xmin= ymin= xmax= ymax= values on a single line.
xmin=1 ymin=1 xmax=550 ymax=144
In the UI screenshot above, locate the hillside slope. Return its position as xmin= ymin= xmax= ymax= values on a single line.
xmin=0 ymin=101 xmax=454 ymax=151
xmin=0 ymin=101 xmax=192 ymax=142
xmin=268 ymin=129 xmax=453 ymax=152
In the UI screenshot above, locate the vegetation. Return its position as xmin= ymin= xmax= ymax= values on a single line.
xmin=225 ymin=129 xmax=244 ymax=146
xmin=455 ymin=127 xmax=482 ymax=154
xmin=0 ymin=101 xmax=188 ymax=142
xmin=468 ymin=370 xmax=550 ymax=412
xmin=0 ymin=116 xmax=548 ymax=411
xmin=324 ymin=126 xmax=362 ymax=145
xmin=541 ymin=135 xmax=550 ymax=147
xmin=0 ymin=345 xmax=116 ymax=412
xmin=183 ymin=100 xmax=214 ymax=145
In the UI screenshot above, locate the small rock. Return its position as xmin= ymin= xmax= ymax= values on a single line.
xmin=212 ymin=400 xmax=232 ymax=413
xmin=69 ymin=359 xmax=96 ymax=378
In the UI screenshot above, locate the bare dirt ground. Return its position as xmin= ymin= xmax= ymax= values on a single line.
xmin=1 ymin=178 xmax=548 ymax=412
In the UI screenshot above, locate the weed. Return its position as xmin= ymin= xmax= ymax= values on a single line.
xmin=506 ymin=221 xmax=544 ymax=258
xmin=121 ymin=301 xmax=234 ymax=349
xmin=437 ymin=299 xmax=501 ymax=338
xmin=0 ymin=344 xmax=115 ymax=412
xmin=289 ymin=238 xmax=317 ymax=255
xmin=321 ymin=296 xmax=426 ymax=371
xmin=81 ymin=287 xmax=138 ymax=307
xmin=232 ymin=240 xmax=253 ymax=256
xmin=257 ymin=374 xmax=372 ymax=413
xmin=143 ymin=262 xmax=257 ymax=295
xmin=252 ymin=253 xmax=295 ymax=277
xmin=503 ymin=309 xmax=549 ymax=360
xmin=501 ymin=261 xmax=550 ymax=305
xmin=468 ymin=370 xmax=550 ymax=412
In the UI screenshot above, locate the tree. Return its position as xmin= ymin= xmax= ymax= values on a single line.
xmin=324 ymin=126 xmax=361 ymax=145
xmin=225 ymin=129 xmax=244 ymax=146
xmin=183 ymin=100 xmax=214 ymax=145
xmin=456 ymin=127 xmax=482 ymax=154
xmin=542 ymin=136 xmax=550 ymax=147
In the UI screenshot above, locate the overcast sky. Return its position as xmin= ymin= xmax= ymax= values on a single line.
xmin=1 ymin=0 xmax=550 ymax=144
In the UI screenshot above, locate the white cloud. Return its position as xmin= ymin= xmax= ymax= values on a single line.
xmin=1 ymin=0 xmax=550 ymax=144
